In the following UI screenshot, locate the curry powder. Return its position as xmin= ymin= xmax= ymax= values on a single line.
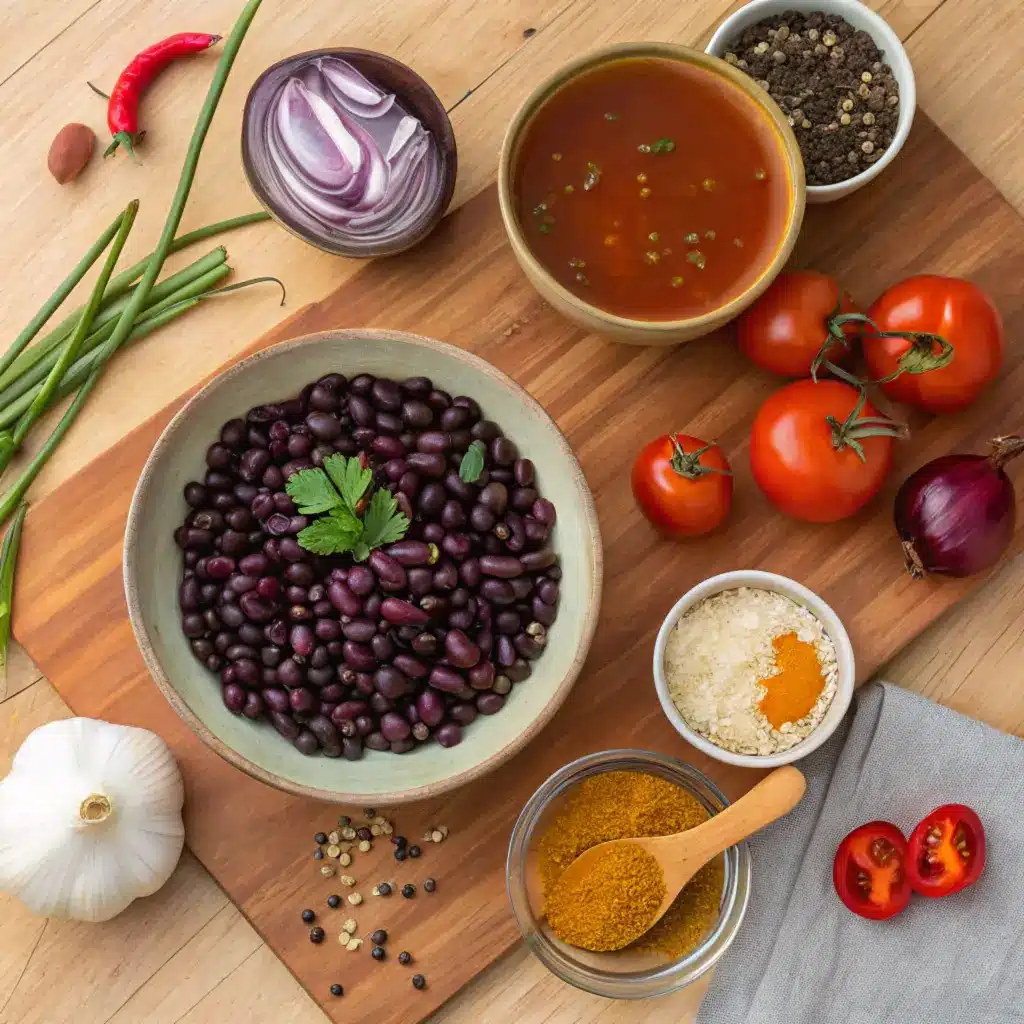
xmin=758 ymin=631 xmax=825 ymax=729
xmin=545 ymin=843 xmax=666 ymax=951
xmin=538 ymin=771 xmax=724 ymax=959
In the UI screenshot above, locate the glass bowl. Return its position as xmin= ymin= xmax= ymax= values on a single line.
xmin=506 ymin=749 xmax=751 ymax=998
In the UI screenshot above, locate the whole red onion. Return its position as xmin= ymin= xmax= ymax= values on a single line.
xmin=894 ymin=435 xmax=1024 ymax=578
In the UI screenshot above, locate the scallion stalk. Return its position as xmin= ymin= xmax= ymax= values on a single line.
xmin=0 ymin=503 xmax=27 ymax=687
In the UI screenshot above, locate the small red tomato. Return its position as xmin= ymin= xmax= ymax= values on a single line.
xmin=749 ymin=379 xmax=899 ymax=523
xmin=631 ymin=434 xmax=733 ymax=537
xmin=865 ymin=276 xmax=1004 ymax=413
xmin=907 ymin=804 xmax=986 ymax=898
xmin=737 ymin=270 xmax=861 ymax=377
xmin=833 ymin=821 xmax=912 ymax=921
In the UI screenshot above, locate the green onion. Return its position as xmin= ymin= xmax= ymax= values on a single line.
xmin=0 ymin=214 xmax=265 ymax=394
xmin=0 ymin=503 xmax=27 ymax=687
xmin=0 ymin=0 xmax=266 ymax=527
xmin=5 ymin=200 xmax=139 ymax=467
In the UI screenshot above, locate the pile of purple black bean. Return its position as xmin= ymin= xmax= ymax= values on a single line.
xmin=175 ymin=372 xmax=560 ymax=759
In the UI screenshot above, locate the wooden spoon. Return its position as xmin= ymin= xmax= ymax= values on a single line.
xmin=555 ymin=766 xmax=806 ymax=939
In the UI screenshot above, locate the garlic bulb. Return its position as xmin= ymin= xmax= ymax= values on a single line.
xmin=0 ymin=718 xmax=185 ymax=922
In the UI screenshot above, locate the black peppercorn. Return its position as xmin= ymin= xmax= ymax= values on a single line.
xmin=310 ymin=926 xmax=325 ymax=944
xmin=395 ymin=848 xmax=407 ymax=862
xmin=408 ymin=845 xmax=421 ymax=859
xmin=363 ymin=807 xmax=377 ymax=818
xmin=314 ymin=832 xmax=328 ymax=844
xmin=301 ymin=909 xmax=315 ymax=924
xmin=378 ymin=882 xmax=393 ymax=896
xmin=423 ymin=878 xmax=437 ymax=893
xmin=357 ymin=827 xmax=373 ymax=841
xmin=412 ymin=974 xmax=427 ymax=990
xmin=327 ymin=894 xmax=341 ymax=909
xmin=370 ymin=929 xmax=388 ymax=945
xmin=398 ymin=951 xmax=413 ymax=966
xmin=338 ymin=815 xmax=351 ymax=827
xmin=330 ymin=983 xmax=343 ymax=997
xmin=313 ymin=849 xmax=324 ymax=860
xmin=391 ymin=835 xmax=408 ymax=848
xmin=371 ymin=945 xmax=387 ymax=962
xmin=402 ymin=883 xmax=416 ymax=899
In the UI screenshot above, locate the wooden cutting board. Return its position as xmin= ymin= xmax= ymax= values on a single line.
xmin=13 ymin=115 xmax=1024 ymax=1024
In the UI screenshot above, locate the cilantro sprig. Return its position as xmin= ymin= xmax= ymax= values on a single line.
xmin=286 ymin=454 xmax=409 ymax=559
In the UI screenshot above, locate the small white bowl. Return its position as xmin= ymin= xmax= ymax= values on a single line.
xmin=706 ymin=0 xmax=916 ymax=203
xmin=653 ymin=570 xmax=855 ymax=768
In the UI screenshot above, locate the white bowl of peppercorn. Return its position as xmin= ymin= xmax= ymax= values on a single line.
xmin=707 ymin=0 xmax=916 ymax=202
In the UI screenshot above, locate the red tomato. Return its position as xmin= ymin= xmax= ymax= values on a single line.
xmin=865 ymin=276 xmax=1004 ymax=413
xmin=737 ymin=270 xmax=860 ymax=377
xmin=833 ymin=821 xmax=912 ymax=921
xmin=907 ymin=804 xmax=986 ymax=898
xmin=749 ymin=379 xmax=896 ymax=523
xmin=631 ymin=434 xmax=733 ymax=537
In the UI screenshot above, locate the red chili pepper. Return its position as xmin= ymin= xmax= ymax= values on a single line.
xmin=104 ymin=33 xmax=222 ymax=157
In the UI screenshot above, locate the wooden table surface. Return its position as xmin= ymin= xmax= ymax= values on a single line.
xmin=0 ymin=1 xmax=1021 ymax=1022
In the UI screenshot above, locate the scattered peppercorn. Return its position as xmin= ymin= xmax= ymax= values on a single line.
xmin=723 ymin=11 xmax=899 ymax=185
xmin=378 ymin=882 xmax=393 ymax=896
xmin=327 ymin=895 xmax=341 ymax=909
xmin=363 ymin=808 xmax=376 ymax=819
xmin=398 ymin=951 xmax=413 ymax=966
xmin=402 ymin=883 xmax=416 ymax=899
xmin=371 ymin=945 xmax=387 ymax=962
xmin=408 ymin=845 xmax=422 ymax=859
xmin=370 ymin=929 xmax=388 ymax=945
xmin=330 ymin=983 xmax=344 ymax=997
xmin=392 ymin=835 xmax=408 ymax=848
xmin=338 ymin=815 xmax=351 ymax=827
xmin=310 ymin=927 xmax=325 ymax=944
xmin=301 ymin=909 xmax=315 ymax=924
xmin=313 ymin=849 xmax=324 ymax=860
xmin=395 ymin=848 xmax=407 ymax=862
xmin=315 ymin=832 xmax=328 ymax=845
xmin=357 ymin=827 xmax=373 ymax=842
xmin=423 ymin=878 xmax=437 ymax=893
xmin=412 ymin=974 xmax=427 ymax=990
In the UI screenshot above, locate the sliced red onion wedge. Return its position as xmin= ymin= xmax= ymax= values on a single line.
xmin=247 ymin=55 xmax=442 ymax=251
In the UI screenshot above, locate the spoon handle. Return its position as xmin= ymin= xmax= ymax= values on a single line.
xmin=687 ymin=766 xmax=806 ymax=861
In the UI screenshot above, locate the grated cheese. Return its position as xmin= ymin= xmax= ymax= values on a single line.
xmin=664 ymin=587 xmax=838 ymax=756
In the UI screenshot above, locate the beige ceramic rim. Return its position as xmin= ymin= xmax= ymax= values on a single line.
xmin=497 ymin=41 xmax=806 ymax=342
xmin=123 ymin=329 xmax=603 ymax=804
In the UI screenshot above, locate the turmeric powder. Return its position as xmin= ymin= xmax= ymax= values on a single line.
xmin=758 ymin=631 xmax=826 ymax=729
xmin=538 ymin=771 xmax=723 ymax=959
xmin=545 ymin=843 xmax=666 ymax=951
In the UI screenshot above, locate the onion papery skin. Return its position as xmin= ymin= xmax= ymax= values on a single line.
xmin=894 ymin=454 xmax=1016 ymax=579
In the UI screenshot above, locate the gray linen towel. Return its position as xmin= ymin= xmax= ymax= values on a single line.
xmin=697 ymin=682 xmax=1024 ymax=1024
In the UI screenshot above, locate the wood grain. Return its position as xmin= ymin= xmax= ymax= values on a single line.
xmin=11 ymin=113 xmax=1024 ymax=1024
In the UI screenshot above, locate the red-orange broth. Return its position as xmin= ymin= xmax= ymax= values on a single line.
xmin=514 ymin=58 xmax=793 ymax=320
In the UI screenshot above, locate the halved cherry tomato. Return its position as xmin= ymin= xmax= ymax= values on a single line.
xmin=749 ymin=379 xmax=900 ymax=523
xmin=631 ymin=434 xmax=732 ymax=537
xmin=833 ymin=821 xmax=912 ymax=920
xmin=737 ymin=270 xmax=861 ymax=377
xmin=865 ymin=276 xmax=1004 ymax=414
xmin=907 ymin=804 xmax=986 ymax=897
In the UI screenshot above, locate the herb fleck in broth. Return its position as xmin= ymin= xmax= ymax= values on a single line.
xmin=514 ymin=58 xmax=793 ymax=320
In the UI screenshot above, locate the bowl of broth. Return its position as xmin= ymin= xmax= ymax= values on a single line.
xmin=498 ymin=43 xmax=805 ymax=345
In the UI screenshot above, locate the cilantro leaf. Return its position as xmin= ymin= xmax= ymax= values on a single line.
xmin=360 ymin=489 xmax=410 ymax=553
xmin=286 ymin=468 xmax=342 ymax=516
xmin=323 ymin=453 xmax=373 ymax=515
xmin=650 ymin=138 xmax=675 ymax=153
xmin=459 ymin=440 xmax=487 ymax=483
xmin=297 ymin=506 xmax=363 ymax=555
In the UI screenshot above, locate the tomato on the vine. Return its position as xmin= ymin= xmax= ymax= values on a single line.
xmin=833 ymin=821 xmax=912 ymax=921
xmin=907 ymin=804 xmax=986 ymax=898
xmin=749 ymin=379 xmax=902 ymax=523
xmin=865 ymin=275 xmax=1004 ymax=413
xmin=737 ymin=270 xmax=861 ymax=378
xmin=631 ymin=434 xmax=733 ymax=537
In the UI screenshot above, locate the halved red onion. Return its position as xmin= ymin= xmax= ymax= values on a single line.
xmin=247 ymin=56 xmax=441 ymax=250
